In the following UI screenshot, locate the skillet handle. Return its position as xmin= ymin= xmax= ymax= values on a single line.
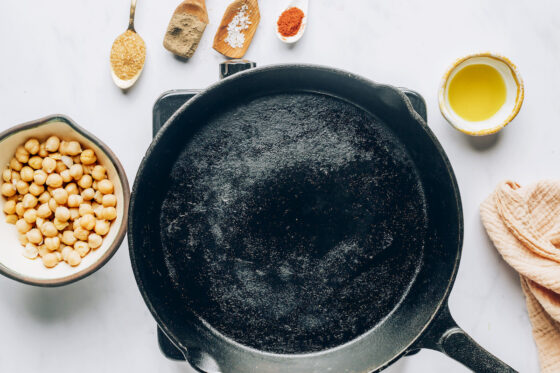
xmin=412 ymin=305 xmax=518 ymax=373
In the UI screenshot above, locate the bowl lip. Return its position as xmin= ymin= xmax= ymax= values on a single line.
xmin=0 ymin=114 xmax=130 ymax=287
xmin=438 ymin=52 xmax=525 ymax=136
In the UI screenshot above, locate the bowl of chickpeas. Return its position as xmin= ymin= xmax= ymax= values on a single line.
xmin=0 ymin=114 xmax=129 ymax=286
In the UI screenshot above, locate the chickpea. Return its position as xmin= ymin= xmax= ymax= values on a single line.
xmin=69 ymin=164 xmax=83 ymax=181
xmin=61 ymin=231 xmax=77 ymax=246
xmin=61 ymin=155 xmax=73 ymax=168
xmin=28 ymin=182 xmax=44 ymax=196
xmin=88 ymin=233 xmax=103 ymax=249
xmin=23 ymin=209 xmax=37 ymax=224
xmin=46 ymin=198 xmax=59 ymax=214
xmin=55 ymin=161 xmax=66 ymax=174
xmin=94 ymin=190 xmax=103 ymax=204
xmin=38 ymin=191 xmax=50 ymax=204
xmin=33 ymin=170 xmax=47 ymax=185
xmin=24 ymin=138 xmax=40 ymax=155
xmin=59 ymin=141 xmax=69 ymax=155
xmin=46 ymin=174 xmax=63 ymax=188
xmin=79 ymin=149 xmax=96 ymax=165
xmin=3 ymin=200 xmax=16 ymax=214
xmin=84 ymin=165 xmax=95 ymax=175
xmin=18 ymin=233 xmax=29 ymax=246
xmin=55 ymin=206 xmax=70 ymax=222
xmin=79 ymin=203 xmax=94 ymax=217
xmin=66 ymin=141 xmax=82 ymax=156
xmin=77 ymin=175 xmax=91 ymax=189
xmin=68 ymin=194 xmax=83 ymax=208
xmin=52 ymin=188 xmax=68 ymax=205
xmin=90 ymin=165 xmax=106 ymax=181
xmin=102 ymin=207 xmax=117 ymax=221
xmin=22 ymin=194 xmax=38 ymax=209
xmin=38 ymin=245 xmax=49 ymax=258
xmin=60 ymin=169 xmax=71 ymax=183
xmin=41 ymin=157 xmax=56 ymax=173
xmin=23 ymin=243 xmax=39 ymax=259
xmin=45 ymin=136 xmax=60 ymax=152
xmin=36 ymin=203 xmax=51 ymax=219
xmin=28 ymin=156 xmax=43 ymax=170
xmin=1 ymin=183 xmax=16 ymax=197
xmin=38 ymin=143 xmax=48 ymax=158
xmin=40 ymin=222 xmax=58 ymax=237
xmin=16 ymin=180 xmax=29 ymax=195
xmin=6 ymin=215 xmax=18 ymax=224
xmin=19 ymin=166 xmax=34 ymax=182
xmin=61 ymin=246 xmax=73 ymax=261
xmin=45 ymin=236 xmax=60 ymax=251
xmin=10 ymin=158 xmax=23 ymax=172
xmin=26 ymin=228 xmax=43 ymax=244
xmin=67 ymin=250 xmax=81 ymax=266
xmin=93 ymin=205 xmax=103 ymax=219
xmin=53 ymin=219 xmax=69 ymax=231
xmin=97 ymin=179 xmax=114 ymax=195
xmin=2 ymin=168 xmax=11 ymax=183
xmin=42 ymin=253 xmax=58 ymax=268
xmin=15 ymin=146 xmax=29 ymax=164
xmin=99 ymin=194 xmax=117 ymax=208
xmin=65 ymin=183 xmax=79 ymax=195
xmin=15 ymin=202 xmax=25 ymax=217
xmin=72 ymin=155 xmax=81 ymax=164
xmin=11 ymin=171 xmax=20 ymax=182
xmin=55 ymin=251 xmax=63 ymax=262
xmin=74 ymin=241 xmax=90 ymax=257
xmin=80 ymin=214 xmax=96 ymax=230
xmin=73 ymin=227 xmax=89 ymax=241
xmin=81 ymin=188 xmax=95 ymax=201
xmin=16 ymin=219 xmax=32 ymax=233
xmin=94 ymin=220 xmax=110 ymax=236
xmin=69 ymin=208 xmax=80 ymax=221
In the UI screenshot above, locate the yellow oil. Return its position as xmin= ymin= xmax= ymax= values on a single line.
xmin=448 ymin=64 xmax=506 ymax=122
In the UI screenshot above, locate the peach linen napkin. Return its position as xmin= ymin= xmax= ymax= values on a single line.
xmin=480 ymin=180 xmax=560 ymax=373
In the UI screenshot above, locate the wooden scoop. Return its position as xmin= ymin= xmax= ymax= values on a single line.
xmin=213 ymin=0 xmax=260 ymax=59
xmin=163 ymin=0 xmax=209 ymax=59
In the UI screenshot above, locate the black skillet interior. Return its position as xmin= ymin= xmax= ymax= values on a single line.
xmin=129 ymin=65 xmax=484 ymax=372
xmin=151 ymin=87 xmax=429 ymax=360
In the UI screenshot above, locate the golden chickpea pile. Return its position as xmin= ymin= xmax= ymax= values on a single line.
xmin=1 ymin=137 xmax=117 ymax=268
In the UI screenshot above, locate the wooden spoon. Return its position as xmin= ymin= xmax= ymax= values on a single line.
xmin=110 ymin=0 xmax=146 ymax=89
xmin=163 ymin=0 xmax=209 ymax=58
xmin=213 ymin=0 xmax=260 ymax=59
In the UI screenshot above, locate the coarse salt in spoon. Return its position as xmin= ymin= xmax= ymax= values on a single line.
xmin=276 ymin=0 xmax=308 ymax=44
xmin=110 ymin=0 xmax=146 ymax=90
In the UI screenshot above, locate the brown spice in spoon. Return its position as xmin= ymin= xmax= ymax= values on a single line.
xmin=110 ymin=30 xmax=146 ymax=80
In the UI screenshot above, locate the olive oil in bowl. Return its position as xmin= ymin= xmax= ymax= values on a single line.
xmin=439 ymin=53 xmax=524 ymax=136
xmin=448 ymin=64 xmax=506 ymax=122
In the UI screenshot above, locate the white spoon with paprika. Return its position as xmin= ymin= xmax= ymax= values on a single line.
xmin=276 ymin=0 xmax=308 ymax=44
xmin=110 ymin=0 xmax=146 ymax=90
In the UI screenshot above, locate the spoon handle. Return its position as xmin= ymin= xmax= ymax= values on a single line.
xmin=128 ymin=0 xmax=137 ymax=31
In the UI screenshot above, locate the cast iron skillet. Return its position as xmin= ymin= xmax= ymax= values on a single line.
xmin=129 ymin=63 xmax=517 ymax=373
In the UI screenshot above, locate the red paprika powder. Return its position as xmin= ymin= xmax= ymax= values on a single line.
xmin=277 ymin=7 xmax=305 ymax=37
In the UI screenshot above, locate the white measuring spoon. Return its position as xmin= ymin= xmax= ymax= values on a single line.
xmin=276 ymin=0 xmax=308 ymax=44
xmin=111 ymin=0 xmax=145 ymax=89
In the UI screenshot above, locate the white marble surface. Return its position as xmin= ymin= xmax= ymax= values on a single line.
xmin=0 ymin=0 xmax=556 ymax=372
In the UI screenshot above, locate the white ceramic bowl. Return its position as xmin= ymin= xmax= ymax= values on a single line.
xmin=439 ymin=52 xmax=524 ymax=136
xmin=0 ymin=115 xmax=130 ymax=286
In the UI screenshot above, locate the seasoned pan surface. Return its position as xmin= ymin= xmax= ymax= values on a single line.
xmin=160 ymin=92 xmax=428 ymax=353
